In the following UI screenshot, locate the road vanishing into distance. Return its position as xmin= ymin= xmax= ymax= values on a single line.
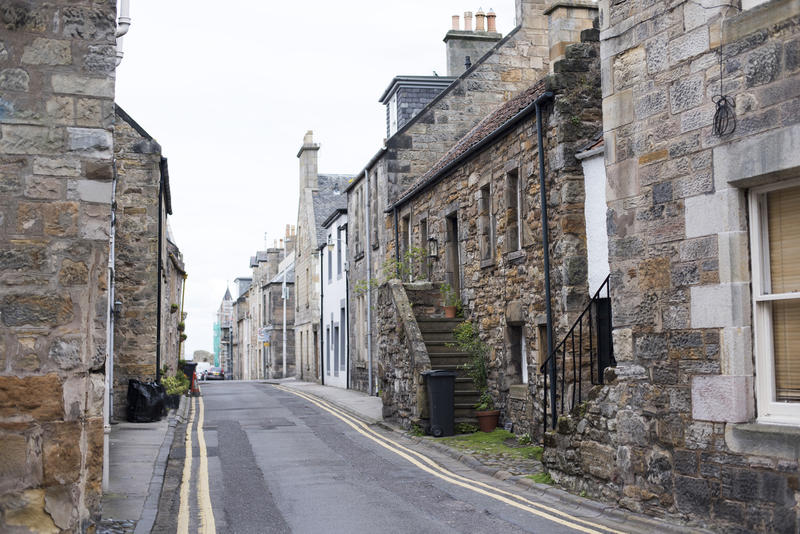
xmin=152 ymin=381 xmax=635 ymax=534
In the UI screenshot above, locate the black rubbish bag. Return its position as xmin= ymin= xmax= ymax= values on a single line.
xmin=126 ymin=379 xmax=167 ymax=422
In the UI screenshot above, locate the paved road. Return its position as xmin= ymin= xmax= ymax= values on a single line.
xmin=162 ymin=380 xmax=632 ymax=534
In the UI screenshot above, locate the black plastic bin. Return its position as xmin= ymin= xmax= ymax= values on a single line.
xmin=423 ymin=370 xmax=457 ymax=437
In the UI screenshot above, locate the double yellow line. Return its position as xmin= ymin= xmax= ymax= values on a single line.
xmin=274 ymin=385 xmax=625 ymax=534
xmin=177 ymin=397 xmax=216 ymax=534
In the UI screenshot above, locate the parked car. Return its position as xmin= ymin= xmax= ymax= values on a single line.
xmin=196 ymin=362 xmax=212 ymax=381
xmin=206 ymin=367 xmax=225 ymax=380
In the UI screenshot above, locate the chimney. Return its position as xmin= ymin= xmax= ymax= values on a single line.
xmin=475 ymin=8 xmax=486 ymax=31
xmin=452 ymin=14 xmax=460 ymax=30
xmin=443 ymin=9 xmax=502 ymax=76
xmin=297 ymin=130 xmax=319 ymax=191
xmin=543 ymin=0 xmax=598 ymax=72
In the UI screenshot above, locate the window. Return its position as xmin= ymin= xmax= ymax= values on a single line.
xmin=354 ymin=188 xmax=362 ymax=256
xmin=327 ymin=245 xmax=332 ymax=282
xmin=340 ymin=307 xmax=347 ymax=372
xmin=370 ymin=172 xmax=379 ymax=247
xmin=479 ymin=184 xmax=494 ymax=261
xmin=326 ymin=327 xmax=331 ymax=375
xmin=749 ymin=180 xmax=800 ymax=424
xmin=337 ymin=227 xmax=343 ymax=277
xmin=505 ymin=169 xmax=522 ymax=252
xmin=507 ymin=325 xmax=528 ymax=384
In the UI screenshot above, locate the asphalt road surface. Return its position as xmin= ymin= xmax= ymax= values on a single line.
xmin=158 ymin=381 xmax=634 ymax=534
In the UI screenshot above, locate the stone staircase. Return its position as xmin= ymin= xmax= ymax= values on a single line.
xmin=416 ymin=318 xmax=479 ymax=423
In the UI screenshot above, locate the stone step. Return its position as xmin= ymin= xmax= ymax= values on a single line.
xmin=423 ymin=340 xmax=463 ymax=352
xmin=416 ymin=318 xmax=464 ymax=331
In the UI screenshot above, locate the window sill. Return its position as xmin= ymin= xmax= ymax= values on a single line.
xmin=504 ymin=249 xmax=526 ymax=264
xmin=354 ymin=251 xmax=365 ymax=261
xmin=480 ymin=258 xmax=496 ymax=269
xmin=726 ymin=422 xmax=800 ymax=461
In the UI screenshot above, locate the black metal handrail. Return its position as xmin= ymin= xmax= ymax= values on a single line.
xmin=540 ymin=274 xmax=614 ymax=430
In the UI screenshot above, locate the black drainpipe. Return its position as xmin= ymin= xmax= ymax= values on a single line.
xmin=319 ymin=249 xmax=325 ymax=385
xmin=156 ymin=158 xmax=165 ymax=383
xmin=393 ymin=208 xmax=400 ymax=277
xmin=534 ymin=92 xmax=556 ymax=430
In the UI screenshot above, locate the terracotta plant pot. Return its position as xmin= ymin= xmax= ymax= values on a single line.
xmin=475 ymin=409 xmax=500 ymax=432
xmin=444 ymin=305 xmax=457 ymax=318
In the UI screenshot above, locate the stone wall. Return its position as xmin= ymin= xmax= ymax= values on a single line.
xmin=112 ymin=109 xmax=163 ymax=420
xmin=543 ymin=0 xmax=800 ymax=531
xmin=376 ymin=280 xmax=431 ymax=428
xmin=0 ymin=1 xmax=116 ymax=530
xmin=162 ymin=240 xmax=185 ymax=374
xmin=392 ymin=36 xmax=602 ymax=439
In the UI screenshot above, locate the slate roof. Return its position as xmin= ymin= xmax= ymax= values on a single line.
xmin=391 ymin=80 xmax=547 ymax=210
xmin=313 ymin=174 xmax=352 ymax=247
xmin=270 ymin=264 xmax=296 ymax=285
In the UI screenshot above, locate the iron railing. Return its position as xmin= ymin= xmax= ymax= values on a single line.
xmin=540 ymin=275 xmax=614 ymax=430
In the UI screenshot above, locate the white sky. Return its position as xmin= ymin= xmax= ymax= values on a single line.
xmin=115 ymin=1 xmax=516 ymax=358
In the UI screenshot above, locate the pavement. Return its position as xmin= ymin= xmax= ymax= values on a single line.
xmin=98 ymin=397 xmax=189 ymax=534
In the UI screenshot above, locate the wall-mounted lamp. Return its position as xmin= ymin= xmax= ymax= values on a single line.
xmin=113 ymin=300 xmax=123 ymax=318
xmin=427 ymin=236 xmax=439 ymax=260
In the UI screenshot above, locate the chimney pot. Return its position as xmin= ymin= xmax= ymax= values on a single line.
xmin=487 ymin=9 xmax=497 ymax=32
xmin=475 ymin=8 xmax=486 ymax=31
xmin=451 ymin=14 xmax=460 ymax=30
xmin=464 ymin=11 xmax=473 ymax=31
xmin=303 ymin=130 xmax=314 ymax=145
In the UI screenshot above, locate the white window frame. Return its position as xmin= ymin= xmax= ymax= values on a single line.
xmin=748 ymin=177 xmax=800 ymax=425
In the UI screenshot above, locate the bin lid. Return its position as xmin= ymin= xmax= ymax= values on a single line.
xmin=422 ymin=369 xmax=457 ymax=377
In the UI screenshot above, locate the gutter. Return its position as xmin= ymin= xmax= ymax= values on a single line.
xmin=387 ymin=87 xmax=545 ymax=213
xmin=364 ymin=170 xmax=374 ymax=395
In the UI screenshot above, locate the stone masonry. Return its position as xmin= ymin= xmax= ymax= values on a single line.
xmin=543 ymin=0 xmax=800 ymax=532
xmin=0 ymin=1 xmax=117 ymax=531
xmin=387 ymin=31 xmax=603 ymax=439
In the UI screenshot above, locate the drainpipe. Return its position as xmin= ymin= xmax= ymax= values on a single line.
xmin=534 ymin=91 xmax=556 ymax=430
xmin=103 ymin=159 xmax=118 ymax=491
xmin=393 ymin=208 xmax=400 ymax=276
xmin=344 ymin=223 xmax=350 ymax=390
xmin=282 ymin=269 xmax=287 ymax=378
xmin=115 ymin=0 xmax=131 ymax=66
xmin=364 ymin=171 xmax=374 ymax=395
xmin=156 ymin=158 xmax=165 ymax=383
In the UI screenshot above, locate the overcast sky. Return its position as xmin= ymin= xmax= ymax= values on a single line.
xmin=115 ymin=1 xmax=516 ymax=358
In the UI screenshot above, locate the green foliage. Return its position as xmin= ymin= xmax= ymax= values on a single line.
xmin=353 ymin=278 xmax=378 ymax=297
xmin=177 ymin=321 xmax=185 ymax=332
xmin=170 ymin=303 xmax=179 ymax=313
xmin=179 ymin=333 xmax=187 ymax=341
xmin=383 ymin=246 xmax=427 ymax=282
xmin=451 ymin=321 xmax=489 ymax=395
xmin=526 ymin=472 xmax=554 ymax=485
xmin=475 ymin=390 xmax=495 ymax=411
xmin=518 ymin=432 xmax=532 ymax=445
xmin=439 ymin=283 xmax=460 ymax=307
xmin=409 ymin=423 xmax=425 ymax=437
xmin=161 ymin=373 xmax=189 ymax=396
xmin=178 ymin=359 xmax=187 ymax=370
xmin=440 ymin=429 xmax=542 ymax=461
xmin=455 ymin=422 xmax=479 ymax=434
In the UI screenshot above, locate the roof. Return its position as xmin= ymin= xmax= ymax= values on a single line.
xmin=391 ymin=80 xmax=548 ymax=210
xmin=223 ymin=287 xmax=232 ymax=300
xmin=575 ymin=132 xmax=604 ymax=160
xmin=269 ymin=264 xmax=295 ymax=284
xmin=313 ymin=174 xmax=351 ymax=247
xmin=378 ymin=75 xmax=457 ymax=104
xmin=321 ymin=208 xmax=347 ymax=229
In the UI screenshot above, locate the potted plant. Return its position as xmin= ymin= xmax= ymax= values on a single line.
xmin=170 ymin=303 xmax=179 ymax=313
xmin=177 ymin=321 xmax=185 ymax=332
xmin=440 ymin=283 xmax=460 ymax=318
xmin=452 ymin=321 xmax=500 ymax=432
xmin=161 ymin=373 xmax=189 ymax=409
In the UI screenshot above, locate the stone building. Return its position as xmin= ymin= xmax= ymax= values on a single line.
xmin=294 ymin=131 xmax=351 ymax=382
xmin=263 ymin=251 xmax=296 ymax=379
xmin=230 ymin=277 xmax=251 ymax=380
xmin=347 ymin=1 xmax=597 ymax=395
xmin=216 ymin=287 xmax=233 ymax=374
xmin=378 ymin=27 xmax=603 ymax=433
xmin=540 ymin=0 xmax=800 ymax=531
xmin=0 ymin=1 xmax=117 ymax=529
xmin=112 ymin=106 xmax=183 ymax=420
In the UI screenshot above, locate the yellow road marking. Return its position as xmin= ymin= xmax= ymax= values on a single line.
xmin=197 ymin=396 xmax=216 ymax=533
xmin=177 ymin=397 xmax=194 ymax=534
xmin=275 ymin=385 xmax=626 ymax=534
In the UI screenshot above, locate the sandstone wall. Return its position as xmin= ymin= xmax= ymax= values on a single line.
xmin=394 ymin=37 xmax=602 ymax=438
xmin=543 ymin=1 xmax=800 ymax=531
xmin=112 ymin=110 xmax=162 ymax=420
xmin=0 ymin=1 xmax=116 ymax=530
